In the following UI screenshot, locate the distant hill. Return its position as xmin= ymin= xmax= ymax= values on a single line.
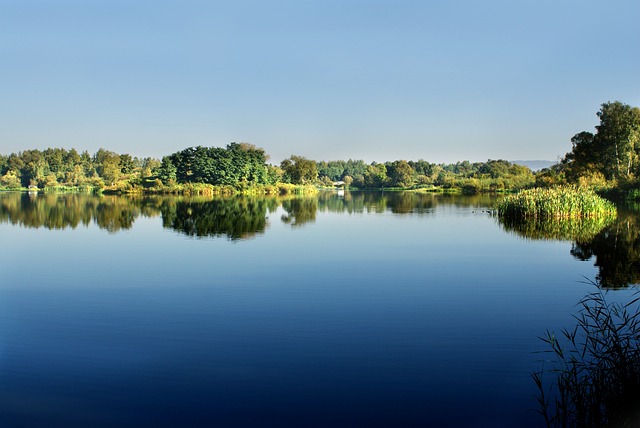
xmin=511 ymin=160 xmax=556 ymax=171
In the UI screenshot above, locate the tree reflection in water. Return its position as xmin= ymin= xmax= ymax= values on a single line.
xmin=5 ymin=191 xmax=640 ymax=286
xmin=498 ymin=210 xmax=640 ymax=288
xmin=160 ymin=197 xmax=276 ymax=240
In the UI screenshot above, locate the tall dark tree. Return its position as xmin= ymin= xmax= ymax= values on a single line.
xmin=595 ymin=101 xmax=640 ymax=179
xmin=0 ymin=154 xmax=8 ymax=175
xmin=564 ymin=101 xmax=640 ymax=181
xmin=119 ymin=154 xmax=135 ymax=174
xmin=387 ymin=160 xmax=414 ymax=187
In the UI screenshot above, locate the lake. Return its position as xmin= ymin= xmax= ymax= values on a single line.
xmin=0 ymin=191 xmax=638 ymax=427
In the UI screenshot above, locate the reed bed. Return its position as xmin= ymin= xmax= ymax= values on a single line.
xmin=498 ymin=187 xmax=616 ymax=219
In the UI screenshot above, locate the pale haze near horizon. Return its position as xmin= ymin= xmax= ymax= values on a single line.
xmin=1 ymin=0 xmax=639 ymax=164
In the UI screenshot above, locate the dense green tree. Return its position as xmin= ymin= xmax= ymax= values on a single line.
xmin=363 ymin=163 xmax=387 ymax=187
xmin=119 ymin=154 xmax=135 ymax=174
xmin=227 ymin=142 xmax=270 ymax=185
xmin=343 ymin=159 xmax=368 ymax=179
xmin=157 ymin=157 xmax=177 ymax=184
xmin=0 ymin=154 xmax=8 ymax=175
xmin=64 ymin=148 xmax=81 ymax=167
xmin=317 ymin=160 xmax=346 ymax=181
xmin=564 ymin=101 xmax=640 ymax=181
xmin=408 ymin=159 xmax=433 ymax=177
xmin=477 ymin=159 xmax=510 ymax=179
xmin=43 ymin=148 xmax=65 ymax=175
xmin=596 ymin=101 xmax=640 ymax=179
xmin=281 ymin=155 xmax=318 ymax=184
xmin=266 ymin=164 xmax=283 ymax=185
xmin=20 ymin=149 xmax=48 ymax=186
xmin=387 ymin=160 xmax=414 ymax=187
xmin=79 ymin=150 xmax=94 ymax=176
xmin=93 ymin=148 xmax=121 ymax=185
xmin=140 ymin=157 xmax=160 ymax=178
xmin=161 ymin=144 xmax=271 ymax=187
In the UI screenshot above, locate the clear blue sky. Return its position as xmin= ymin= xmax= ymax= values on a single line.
xmin=2 ymin=0 xmax=639 ymax=164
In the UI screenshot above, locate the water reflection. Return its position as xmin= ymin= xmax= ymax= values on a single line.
xmin=281 ymin=197 xmax=317 ymax=227
xmin=5 ymin=191 xmax=640 ymax=287
xmin=0 ymin=192 xmax=161 ymax=232
xmin=498 ymin=210 xmax=640 ymax=288
xmin=570 ymin=211 xmax=640 ymax=288
xmin=316 ymin=191 xmax=495 ymax=214
xmin=498 ymin=216 xmax=616 ymax=242
xmin=0 ymin=191 xmax=494 ymax=234
xmin=159 ymin=197 xmax=277 ymax=240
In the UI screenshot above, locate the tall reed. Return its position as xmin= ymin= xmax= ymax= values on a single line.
xmin=498 ymin=187 xmax=616 ymax=219
xmin=533 ymin=287 xmax=640 ymax=427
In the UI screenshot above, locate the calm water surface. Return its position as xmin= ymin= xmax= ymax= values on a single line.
xmin=0 ymin=191 xmax=637 ymax=427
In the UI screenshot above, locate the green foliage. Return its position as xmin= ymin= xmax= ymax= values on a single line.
xmin=0 ymin=171 xmax=22 ymax=189
xmin=93 ymin=148 xmax=121 ymax=185
xmin=314 ymin=158 xmax=535 ymax=191
xmin=280 ymin=155 xmax=318 ymax=184
xmin=164 ymin=143 xmax=270 ymax=188
xmin=317 ymin=160 xmax=346 ymax=181
xmin=498 ymin=187 xmax=617 ymax=219
xmin=363 ymin=163 xmax=387 ymax=188
xmin=386 ymin=160 xmax=414 ymax=188
xmin=119 ymin=153 xmax=135 ymax=174
xmin=275 ymin=183 xmax=317 ymax=195
xmin=158 ymin=156 xmax=177 ymax=184
xmin=564 ymin=101 xmax=640 ymax=182
xmin=0 ymin=154 xmax=8 ymax=175
xmin=533 ymin=288 xmax=640 ymax=427
xmin=0 ymin=145 xmax=540 ymax=194
xmin=535 ymin=165 xmax=566 ymax=188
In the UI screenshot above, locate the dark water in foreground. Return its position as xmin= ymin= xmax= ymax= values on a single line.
xmin=0 ymin=191 xmax=638 ymax=427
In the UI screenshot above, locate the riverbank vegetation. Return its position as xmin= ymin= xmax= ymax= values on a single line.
xmin=0 ymin=144 xmax=536 ymax=194
xmin=1 ymin=100 xmax=638 ymax=198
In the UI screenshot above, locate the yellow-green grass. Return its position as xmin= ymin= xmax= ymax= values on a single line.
xmin=498 ymin=187 xmax=616 ymax=219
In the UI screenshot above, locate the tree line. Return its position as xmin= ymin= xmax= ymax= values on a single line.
xmin=0 ymin=145 xmax=537 ymax=193
xmin=2 ymin=100 xmax=637 ymax=194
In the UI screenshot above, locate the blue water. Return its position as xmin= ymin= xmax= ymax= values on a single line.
xmin=0 ymin=192 xmax=614 ymax=427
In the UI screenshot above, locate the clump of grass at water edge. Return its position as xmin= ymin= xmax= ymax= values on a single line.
xmin=532 ymin=286 xmax=640 ymax=427
xmin=498 ymin=187 xmax=616 ymax=219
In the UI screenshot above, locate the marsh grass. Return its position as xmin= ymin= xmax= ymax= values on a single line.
xmin=533 ymin=285 xmax=640 ymax=427
xmin=498 ymin=187 xmax=616 ymax=219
